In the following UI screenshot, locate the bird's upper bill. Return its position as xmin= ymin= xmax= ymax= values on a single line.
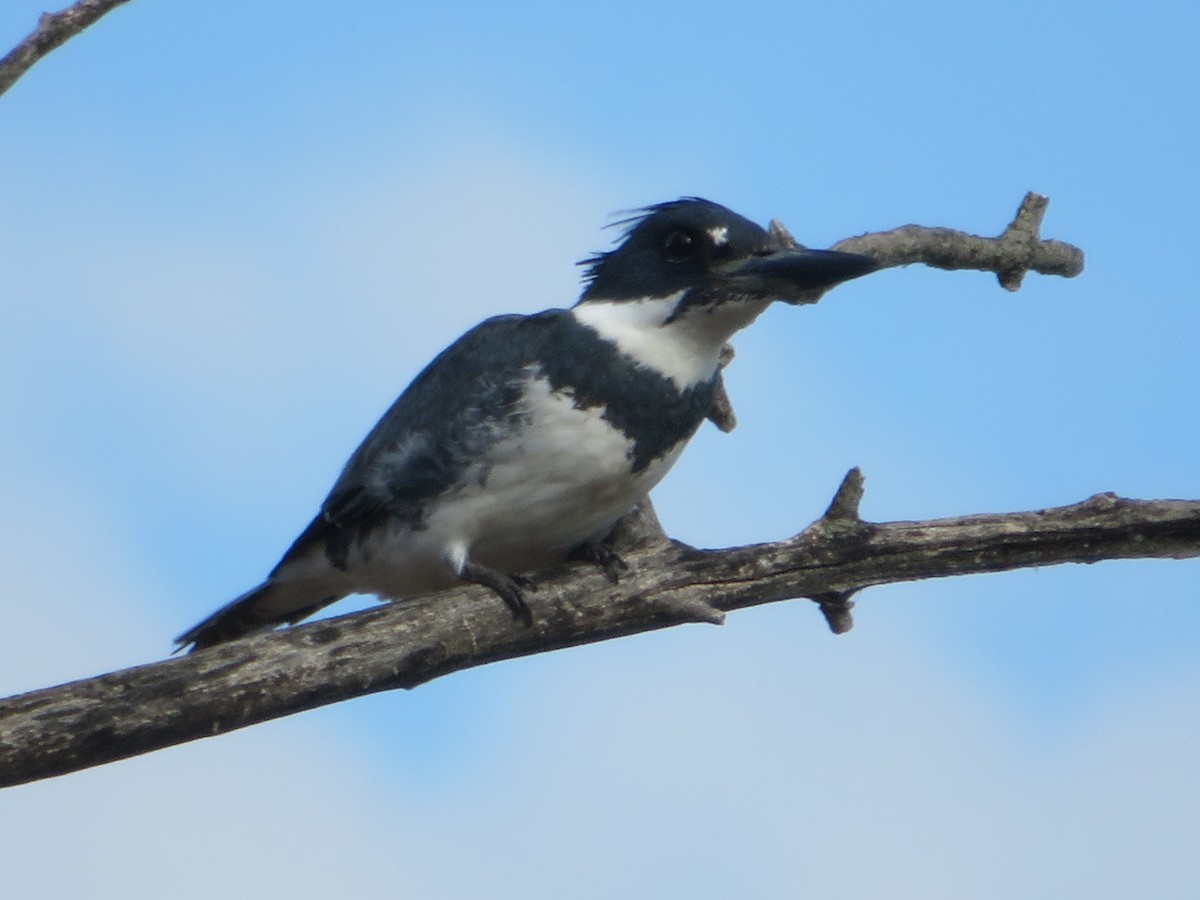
xmin=578 ymin=197 xmax=879 ymax=306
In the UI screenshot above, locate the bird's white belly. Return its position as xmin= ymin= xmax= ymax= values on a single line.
xmin=439 ymin=378 xmax=684 ymax=569
xmin=350 ymin=378 xmax=687 ymax=597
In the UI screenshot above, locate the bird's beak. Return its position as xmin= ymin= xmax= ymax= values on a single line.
xmin=719 ymin=247 xmax=880 ymax=305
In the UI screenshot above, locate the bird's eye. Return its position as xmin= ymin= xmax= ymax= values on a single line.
xmin=663 ymin=230 xmax=695 ymax=263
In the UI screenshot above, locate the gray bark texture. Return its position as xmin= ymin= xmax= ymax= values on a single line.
xmin=2 ymin=473 xmax=1198 ymax=789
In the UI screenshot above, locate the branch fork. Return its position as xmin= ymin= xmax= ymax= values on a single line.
xmin=798 ymin=468 xmax=871 ymax=633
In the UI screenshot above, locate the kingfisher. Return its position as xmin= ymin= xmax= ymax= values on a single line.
xmin=177 ymin=198 xmax=878 ymax=651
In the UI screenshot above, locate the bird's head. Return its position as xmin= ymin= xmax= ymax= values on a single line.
xmin=571 ymin=198 xmax=879 ymax=387
xmin=578 ymin=198 xmax=877 ymax=321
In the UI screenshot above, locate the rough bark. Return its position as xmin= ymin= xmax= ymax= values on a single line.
xmin=1 ymin=479 xmax=1197 ymax=789
xmin=833 ymin=192 xmax=1082 ymax=289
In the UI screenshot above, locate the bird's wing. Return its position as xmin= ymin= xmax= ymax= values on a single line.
xmin=272 ymin=311 xmax=562 ymax=573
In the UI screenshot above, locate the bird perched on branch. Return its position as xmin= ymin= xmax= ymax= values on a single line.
xmin=177 ymin=198 xmax=878 ymax=651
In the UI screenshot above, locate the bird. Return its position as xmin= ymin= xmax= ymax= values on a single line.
xmin=176 ymin=198 xmax=879 ymax=651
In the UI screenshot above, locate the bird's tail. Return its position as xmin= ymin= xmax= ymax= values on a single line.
xmin=174 ymin=580 xmax=335 ymax=653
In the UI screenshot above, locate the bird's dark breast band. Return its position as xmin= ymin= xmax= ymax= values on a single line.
xmin=534 ymin=313 xmax=717 ymax=473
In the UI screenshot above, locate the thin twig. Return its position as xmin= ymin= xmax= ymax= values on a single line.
xmin=832 ymin=192 xmax=1084 ymax=290
xmin=697 ymin=195 xmax=1085 ymax=437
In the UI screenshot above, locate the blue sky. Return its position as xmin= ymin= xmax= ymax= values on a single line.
xmin=1 ymin=1 xmax=1198 ymax=896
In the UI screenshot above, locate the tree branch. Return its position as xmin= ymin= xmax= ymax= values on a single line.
xmin=2 ymin=478 xmax=1197 ymax=789
xmin=706 ymin=192 xmax=1080 ymax=438
xmin=0 ymin=0 xmax=133 ymax=99
xmin=833 ymin=191 xmax=1084 ymax=290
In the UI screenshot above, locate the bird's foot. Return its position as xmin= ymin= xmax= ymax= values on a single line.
xmin=460 ymin=561 xmax=535 ymax=627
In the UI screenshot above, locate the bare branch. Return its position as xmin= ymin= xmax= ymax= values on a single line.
xmin=0 ymin=0 xmax=133 ymax=99
xmin=832 ymin=192 xmax=1085 ymax=290
xmin=2 ymin=483 xmax=1197 ymax=789
xmin=702 ymin=193 xmax=1085 ymax=442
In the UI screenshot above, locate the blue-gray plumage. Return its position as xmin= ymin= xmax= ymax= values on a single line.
xmin=177 ymin=198 xmax=878 ymax=651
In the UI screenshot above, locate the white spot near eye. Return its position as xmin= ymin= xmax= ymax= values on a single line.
xmin=708 ymin=225 xmax=729 ymax=246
